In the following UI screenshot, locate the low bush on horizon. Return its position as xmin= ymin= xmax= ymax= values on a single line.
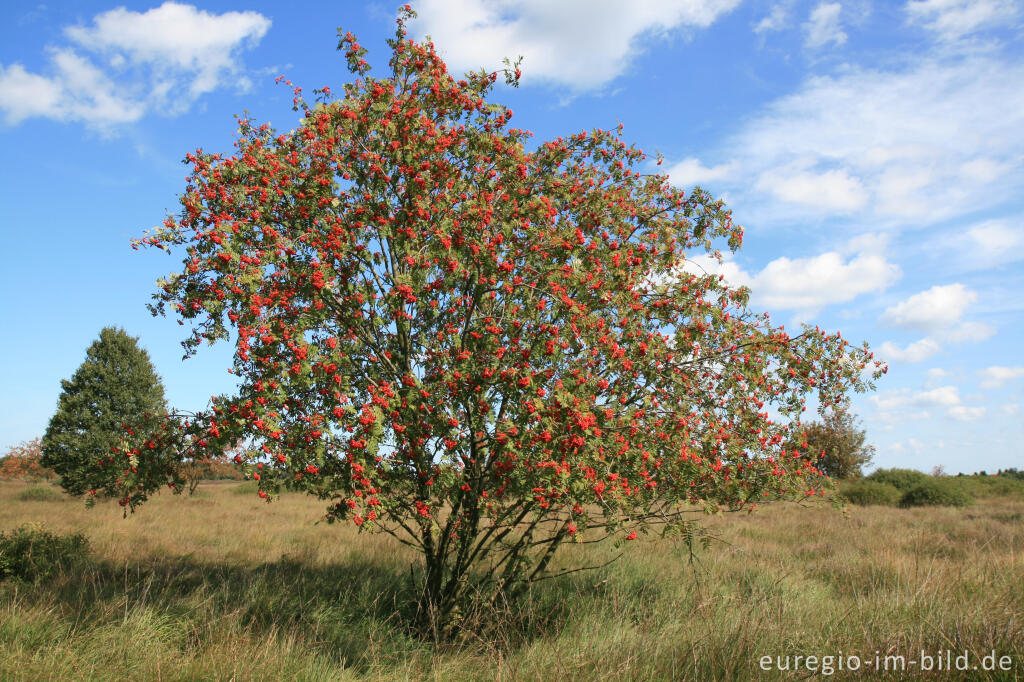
xmin=837 ymin=479 xmax=902 ymax=506
xmin=865 ymin=468 xmax=932 ymax=492
xmin=900 ymin=479 xmax=973 ymax=508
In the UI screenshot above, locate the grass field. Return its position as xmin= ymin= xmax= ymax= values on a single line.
xmin=1 ymin=480 xmax=1022 ymax=681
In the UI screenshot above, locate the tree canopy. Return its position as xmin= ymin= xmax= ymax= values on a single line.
xmin=120 ymin=7 xmax=884 ymax=632
xmin=801 ymin=406 xmax=876 ymax=480
xmin=41 ymin=327 xmax=178 ymax=503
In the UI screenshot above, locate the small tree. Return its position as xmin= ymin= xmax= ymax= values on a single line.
xmin=41 ymin=327 xmax=182 ymax=504
xmin=0 ymin=438 xmax=56 ymax=482
xmin=118 ymin=8 xmax=884 ymax=636
xmin=800 ymin=406 xmax=875 ymax=480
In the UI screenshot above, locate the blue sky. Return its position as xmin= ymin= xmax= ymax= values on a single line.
xmin=1 ymin=0 xmax=1021 ymax=473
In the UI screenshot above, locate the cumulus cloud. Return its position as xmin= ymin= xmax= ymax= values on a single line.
xmin=804 ymin=2 xmax=847 ymax=48
xmin=411 ymin=0 xmax=741 ymax=91
xmin=872 ymin=384 xmax=985 ymax=421
xmin=0 ymin=2 xmax=270 ymax=129
xmin=877 ymin=284 xmax=995 ymax=363
xmin=906 ymin=0 xmax=1020 ymax=41
xmin=877 ymin=338 xmax=943 ymax=364
xmin=0 ymin=64 xmax=66 ymax=124
xmin=880 ymin=283 xmax=977 ymax=331
xmin=874 ymin=385 xmax=962 ymax=410
xmin=66 ymin=2 xmax=270 ymax=102
xmin=756 ymin=163 xmax=867 ymax=211
xmin=979 ymin=365 xmax=1024 ymax=389
xmin=682 ymin=234 xmax=900 ymax=314
xmin=667 ymin=157 xmax=737 ymax=188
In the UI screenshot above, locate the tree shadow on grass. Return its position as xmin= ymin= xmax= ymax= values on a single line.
xmin=4 ymin=548 xmax=626 ymax=669
xmin=7 ymin=551 xmax=424 ymax=670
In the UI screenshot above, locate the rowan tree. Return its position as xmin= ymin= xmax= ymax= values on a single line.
xmin=41 ymin=327 xmax=181 ymax=503
xmin=119 ymin=7 xmax=884 ymax=634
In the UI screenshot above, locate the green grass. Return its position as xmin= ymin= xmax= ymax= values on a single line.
xmin=1 ymin=480 xmax=1022 ymax=680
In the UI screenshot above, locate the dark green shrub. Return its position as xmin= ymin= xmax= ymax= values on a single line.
xmin=0 ymin=524 xmax=90 ymax=583
xmin=866 ymin=468 xmax=930 ymax=492
xmin=900 ymin=480 xmax=972 ymax=508
xmin=839 ymin=480 xmax=902 ymax=506
xmin=14 ymin=485 xmax=63 ymax=502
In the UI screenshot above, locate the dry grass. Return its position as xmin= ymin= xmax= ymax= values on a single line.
xmin=1 ymin=479 xmax=1021 ymax=680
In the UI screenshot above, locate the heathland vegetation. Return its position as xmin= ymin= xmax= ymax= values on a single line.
xmin=1 ymin=478 xmax=1022 ymax=680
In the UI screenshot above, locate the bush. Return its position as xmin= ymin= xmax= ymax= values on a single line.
xmin=0 ymin=524 xmax=89 ymax=583
xmin=14 ymin=485 xmax=63 ymax=502
xmin=944 ymin=474 xmax=1024 ymax=499
xmin=839 ymin=480 xmax=902 ymax=506
xmin=900 ymin=480 xmax=972 ymax=508
xmin=866 ymin=468 xmax=931 ymax=492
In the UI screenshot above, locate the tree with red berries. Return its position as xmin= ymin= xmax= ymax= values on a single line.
xmin=120 ymin=7 xmax=883 ymax=634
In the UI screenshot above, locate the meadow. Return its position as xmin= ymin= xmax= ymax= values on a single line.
xmin=1 ymin=479 xmax=1022 ymax=681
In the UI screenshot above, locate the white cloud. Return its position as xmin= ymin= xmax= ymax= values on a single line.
xmin=877 ymin=284 xmax=995 ymax=362
xmin=874 ymin=385 xmax=962 ymax=410
xmin=667 ymin=157 xmax=736 ymax=187
xmin=754 ymin=250 xmax=898 ymax=310
xmin=891 ymin=438 xmax=928 ymax=454
xmin=948 ymin=405 xmax=987 ymax=420
xmin=878 ymin=338 xmax=943 ymax=363
xmin=937 ymin=320 xmax=995 ymax=343
xmin=804 ymin=2 xmax=847 ymax=48
xmin=880 ymin=283 xmax=977 ymax=331
xmin=979 ymin=365 xmax=1024 ymax=389
xmin=65 ymin=2 xmax=270 ymax=102
xmin=683 ymin=235 xmax=900 ymax=313
xmin=699 ymin=55 xmax=1024 ymax=226
xmin=411 ymin=0 xmax=741 ymax=91
xmin=756 ymin=163 xmax=866 ymax=211
xmin=906 ymin=0 xmax=1019 ymax=41
xmin=873 ymin=384 xmax=986 ymax=421
xmin=755 ymin=4 xmax=789 ymax=33
xmin=0 ymin=2 xmax=269 ymax=129
xmin=939 ymin=218 xmax=1024 ymax=270
xmin=0 ymin=64 xmax=64 ymax=124
xmin=0 ymin=50 xmax=144 ymax=127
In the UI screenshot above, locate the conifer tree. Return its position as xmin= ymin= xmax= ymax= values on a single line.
xmin=42 ymin=327 xmax=178 ymax=501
